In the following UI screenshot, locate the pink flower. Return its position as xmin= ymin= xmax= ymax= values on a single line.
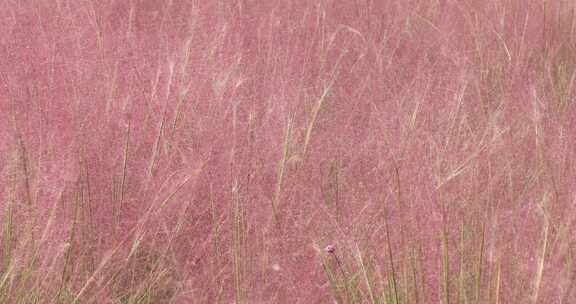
xmin=324 ymin=244 xmax=336 ymax=254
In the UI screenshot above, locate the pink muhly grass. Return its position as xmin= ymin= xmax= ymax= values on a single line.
xmin=0 ymin=0 xmax=576 ymax=303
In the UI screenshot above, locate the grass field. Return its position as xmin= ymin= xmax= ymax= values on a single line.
xmin=1 ymin=0 xmax=575 ymax=303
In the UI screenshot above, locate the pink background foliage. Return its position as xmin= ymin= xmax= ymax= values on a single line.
xmin=1 ymin=0 xmax=575 ymax=303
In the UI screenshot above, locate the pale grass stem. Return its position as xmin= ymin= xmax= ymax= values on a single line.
xmin=459 ymin=221 xmax=468 ymax=304
xmin=209 ymin=184 xmax=223 ymax=279
xmin=1 ymin=176 xmax=15 ymax=278
xmin=383 ymin=201 xmax=399 ymax=304
xmin=271 ymin=115 xmax=292 ymax=227
xmin=393 ymin=164 xmax=409 ymax=303
xmin=435 ymin=185 xmax=450 ymax=304
xmin=17 ymin=133 xmax=36 ymax=256
xmin=116 ymin=119 xmax=131 ymax=230
xmin=411 ymin=247 xmax=420 ymax=304
xmin=531 ymin=194 xmax=550 ymax=304
xmin=302 ymin=85 xmax=329 ymax=159
xmin=232 ymin=180 xmax=245 ymax=304
xmin=354 ymin=245 xmax=376 ymax=304
xmin=441 ymin=224 xmax=450 ymax=304
xmin=475 ymin=219 xmax=485 ymax=304
xmin=301 ymin=51 xmax=344 ymax=160
xmin=57 ymin=187 xmax=81 ymax=301
xmin=561 ymin=243 xmax=575 ymax=303
xmin=147 ymin=113 xmax=167 ymax=188
xmin=494 ymin=256 xmax=501 ymax=304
